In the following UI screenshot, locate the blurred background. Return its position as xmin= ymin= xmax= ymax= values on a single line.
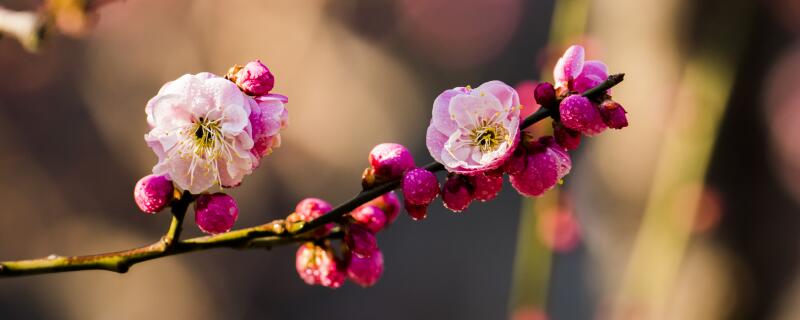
xmin=0 ymin=0 xmax=797 ymax=319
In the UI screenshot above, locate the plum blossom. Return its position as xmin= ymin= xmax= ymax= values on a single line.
xmin=145 ymin=73 xmax=257 ymax=193
xmin=426 ymin=80 xmax=521 ymax=174
xmin=553 ymin=45 xmax=609 ymax=94
xmin=249 ymin=94 xmax=289 ymax=168
xmin=295 ymin=243 xmax=345 ymax=288
xmin=509 ymin=137 xmax=572 ymax=197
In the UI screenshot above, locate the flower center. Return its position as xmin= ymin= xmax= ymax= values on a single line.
xmin=188 ymin=117 xmax=225 ymax=160
xmin=470 ymin=120 xmax=509 ymax=153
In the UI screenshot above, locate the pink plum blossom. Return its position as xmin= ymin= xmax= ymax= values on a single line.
xmin=441 ymin=174 xmax=473 ymax=212
xmin=559 ymin=95 xmax=607 ymax=136
xmin=294 ymin=198 xmax=335 ymax=236
xmin=369 ymin=143 xmax=415 ymax=180
xmin=346 ymin=249 xmax=384 ymax=287
xmin=194 ymin=193 xmax=239 ymax=234
xmin=599 ymin=100 xmax=629 ymax=129
xmin=249 ymin=94 xmax=288 ymax=168
xmin=235 ymin=60 xmax=275 ymax=96
xmin=401 ymin=168 xmax=440 ymax=206
xmin=509 ymin=137 xmax=572 ymax=197
xmin=134 ymin=174 xmax=174 ymax=214
xmin=552 ymin=122 xmax=581 ymax=150
xmin=470 ymin=172 xmax=503 ymax=202
xmin=145 ymin=73 xmax=257 ymax=193
xmin=296 ymin=243 xmax=345 ymax=288
xmin=345 ymin=223 xmax=378 ymax=258
xmin=426 ymin=81 xmax=521 ymax=175
xmin=295 ymin=198 xmax=332 ymax=221
xmin=405 ymin=203 xmax=428 ymax=221
xmin=553 ymin=45 xmax=609 ymax=94
xmin=350 ymin=205 xmax=387 ymax=233
xmin=360 ymin=191 xmax=401 ymax=225
xmin=533 ymin=82 xmax=556 ymax=107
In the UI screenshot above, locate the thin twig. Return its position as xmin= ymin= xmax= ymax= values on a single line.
xmin=0 ymin=74 xmax=624 ymax=277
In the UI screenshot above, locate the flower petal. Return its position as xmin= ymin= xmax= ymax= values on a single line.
xmin=425 ymin=123 xmax=448 ymax=163
xmin=475 ymin=80 xmax=520 ymax=110
xmin=553 ymin=45 xmax=585 ymax=87
xmin=449 ymin=93 xmax=504 ymax=128
xmin=431 ymin=88 xmax=464 ymax=135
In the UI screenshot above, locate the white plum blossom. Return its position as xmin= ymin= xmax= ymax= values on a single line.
xmin=144 ymin=73 xmax=258 ymax=193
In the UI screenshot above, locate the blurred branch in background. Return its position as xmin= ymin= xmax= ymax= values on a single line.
xmin=612 ymin=0 xmax=755 ymax=318
xmin=0 ymin=0 xmax=119 ymax=52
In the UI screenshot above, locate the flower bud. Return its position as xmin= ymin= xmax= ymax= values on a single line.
xmin=404 ymin=201 xmax=429 ymax=221
xmin=470 ymin=172 xmax=503 ymax=202
xmin=194 ymin=193 xmax=239 ymax=234
xmin=295 ymin=198 xmax=334 ymax=236
xmin=133 ymin=174 xmax=174 ymax=214
xmin=401 ymin=168 xmax=440 ymax=206
xmin=234 ymin=60 xmax=275 ymax=96
xmin=296 ymin=198 xmax=332 ymax=221
xmin=361 ymin=191 xmax=401 ymax=225
xmin=509 ymin=137 xmax=572 ymax=197
xmin=350 ymin=205 xmax=387 ymax=233
xmin=296 ymin=243 xmax=345 ymax=288
xmin=533 ymin=82 xmax=556 ymax=108
xmin=502 ymin=146 xmax=527 ymax=175
xmin=347 ymin=249 xmax=384 ymax=287
xmin=558 ymin=95 xmax=607 ymax=136
xmin=369 ymin=143 xmax=415 ymax=180
xmin=441 ymin=174 xmax=473 ymax=212
xmin=552 ymin=121 xmax=581 ymax=151
xmin=599 ymin=100 xmax=629 ymax=129
xmin=345 ymin=223 xmax=378 ymax=258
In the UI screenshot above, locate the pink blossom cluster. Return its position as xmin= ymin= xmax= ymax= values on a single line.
xmin=290 ymin=44 xmax=627 ymax=288
xmin=130 ymin=45 xmax=627 ymax=289
xmin=293 ymin=193 xmax=399 ymax=288
xmin=134 ymin=60 xmax=286 ymax=234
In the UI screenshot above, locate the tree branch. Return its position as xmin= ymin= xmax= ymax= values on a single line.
xmin=0 ymin=74 xmax=624 ymax=277
xmin=0 ymin=0 xmax=123 ymax=52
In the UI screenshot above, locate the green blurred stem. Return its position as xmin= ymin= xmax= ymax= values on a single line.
xmin=0 ymin=75 xmax=624 ymax=278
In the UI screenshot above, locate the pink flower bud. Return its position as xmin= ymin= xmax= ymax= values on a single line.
xmin=509 ymin=137 xmax=572 ymax=197
xmin=296 ymin=243 xmax=345 ymax=288
xmin=194 ymin=193 xmax=239 ymax=234
xmin=347 ymin=249 xmax=384 ymax=287
xmin=441 ymin=174 xmax=473 ymax=212
xmin=350 ymin=205 xmax=387 ymax=233
xmin=502 ymin=147 xmax=528 ymax=175
xmin=401 ymin=168 xmax=440 ymax=206
xmin=552 ymin=122 xmax=581 ymax=151
xmin=345 ymin=223 xmax=378 ymax=258
xmin=533 ymin=82 xmax=556 ymax=108
xmin=235 ymin=60 xmax=275 ymax=96
xmin=558 ymin=95 xmax=607 ymax=136
xmin=134 ymin=174 xmax=174 ymax=214
xmin=404 ymin=201 xmax=429 ymax=221
xmin=296 ymin=198 xmax=332 ymax=221
xmin=599 ymin=100 xmax=629 ymax=129
xmin=295 ymin=197 xmax=334 ymax=236
xmin=470 ymin=172 xmax=503 ymax=202
xmin=369 ymin=143 xmax=415 ymax=180
xmin=361 ymin=191 xmax=401 ymax=225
